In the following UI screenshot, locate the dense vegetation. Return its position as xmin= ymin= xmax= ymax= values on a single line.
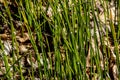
xmin=0 ymin=0 xmax=119 ymax=79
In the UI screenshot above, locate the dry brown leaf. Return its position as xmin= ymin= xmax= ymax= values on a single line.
xmin=19 ymin=45 xmax=28 ymax=53
xmin=0 ymin=67 xmax=6 ymax=76
xmin=112 ymin=65 xmax=119 ymax=80
xmin=16 ymin=33 xmax=30 ymax=43
xmin=0 ymin=34 xmax=8 ymax=40
xmin=0 ymin=0 xmax=3 ymax=3
xmin=26 ymin=54 xmax=39 ymax=69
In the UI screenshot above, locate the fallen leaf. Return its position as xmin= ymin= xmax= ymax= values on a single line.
xmin=19 ymin=45 xmax=28 ymax=53
xmin=0 ymin=34 xmax=7 ymax=40
xmin=16 ymin=33 xmax=30 ymax=43
xmin=3 ymin=41 xmax=12 ymax=56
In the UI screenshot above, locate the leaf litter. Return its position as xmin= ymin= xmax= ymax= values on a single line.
xmin=0 ymin=0 xmax=119 ymax=79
